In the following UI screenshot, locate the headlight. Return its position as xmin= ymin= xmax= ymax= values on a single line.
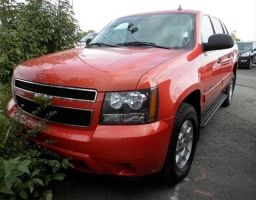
xmin=241 ymin=52 xmax=250 ymax=57
xmin=100 ymin=88 xmax=158 ymax=124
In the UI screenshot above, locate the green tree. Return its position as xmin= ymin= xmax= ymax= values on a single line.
xmin=0 ymin=1 xmax=77 ymax=198
xmin=78 ymin=29 xmax=95 ymax=40
xmin=231 ymin=30 xmax=240 ymax=42
xmin=0 ymin=0 xmax=81 ymax=82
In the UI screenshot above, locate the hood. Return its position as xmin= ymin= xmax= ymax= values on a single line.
xmin=14 ymin=47 xmax=185 ymax=91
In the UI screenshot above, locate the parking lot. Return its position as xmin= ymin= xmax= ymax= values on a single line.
xmin=52 ymin=65 xmax=256 ymax=200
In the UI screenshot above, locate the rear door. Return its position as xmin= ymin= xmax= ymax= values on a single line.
xmin=211 ymin=17 xmax=234 ymax=87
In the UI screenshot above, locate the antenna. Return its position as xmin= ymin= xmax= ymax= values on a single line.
xmin=178 ymin=4 xmax=182 ymax=11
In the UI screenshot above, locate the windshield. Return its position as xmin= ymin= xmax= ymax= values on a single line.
xmin=237 ymin=42 xmax=252 ymax=50
xmin=90 ymin=13 xmax=195 ymax=50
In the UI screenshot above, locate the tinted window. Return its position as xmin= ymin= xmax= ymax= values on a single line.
xmin=237 ymin=42 xmax=252 ymax=50
xmin=201 ymin=15 xmax=214 ymax=43
xmin=212 ymin=17 xmax=224 ymax=33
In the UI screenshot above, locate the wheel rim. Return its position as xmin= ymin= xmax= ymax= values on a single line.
xmin=175 ymin=120 xmax=194 ymax=169
xmin=228 ymin=77 xmax=234 ymax=102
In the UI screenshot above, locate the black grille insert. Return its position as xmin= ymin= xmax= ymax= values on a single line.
xmin=16 ymin=95 xmax=92 ymax=127
xmin=15 ymin=79 xmax=96 ymax=101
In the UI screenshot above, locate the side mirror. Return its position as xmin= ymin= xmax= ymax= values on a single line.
xmin=86 ymin=38 xmax=92 ymax=46
xmin=202 ymin=34 xmax=234 ymax=52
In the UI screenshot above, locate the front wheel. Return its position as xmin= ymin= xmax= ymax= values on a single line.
xmin=161 ymin=103 xmax=198 ymax=185
xmin=247 ymin=58 xmax=252 ymax=69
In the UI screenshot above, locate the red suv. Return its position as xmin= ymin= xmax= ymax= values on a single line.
xmin=8 ymin=9 xmax=238 ymax=184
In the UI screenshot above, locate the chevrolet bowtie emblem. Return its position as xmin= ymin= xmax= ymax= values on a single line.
xmin=33 ymin=93 xmax=52 ymax=105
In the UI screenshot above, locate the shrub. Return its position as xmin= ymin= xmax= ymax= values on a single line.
xmin=0 ymin=1 xmax=81 ymax=198
xmin=0 ymin=84 xmax=73 ymax=200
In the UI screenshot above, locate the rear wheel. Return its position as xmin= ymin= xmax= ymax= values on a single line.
xmin=161 ymin=103 xmax=198 ymax=185
xmin=222 ymin=72 xmax=235 ymax=107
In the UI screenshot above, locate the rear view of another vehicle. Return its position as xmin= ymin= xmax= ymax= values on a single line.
xmin=237 ymin=41 xmax=256 ymax=69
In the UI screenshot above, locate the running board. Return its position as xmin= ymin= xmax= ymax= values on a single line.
xmin=201 ymin=93 xmax=227 ymax=127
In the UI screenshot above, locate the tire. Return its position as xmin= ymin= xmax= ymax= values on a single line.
xmin=161 ymin=103 xmax=198 ymax=185
xmin=222 ymin=72 xmax=235 ymax=107
xmin=247 ymin=58 xmax=252 ymax=69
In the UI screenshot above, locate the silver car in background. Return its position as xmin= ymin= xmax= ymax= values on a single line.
xmin=75 ymin=32 xmax=98 ymax=48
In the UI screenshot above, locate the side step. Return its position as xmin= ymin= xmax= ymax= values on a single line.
xmin=201 ymin=93 xmax=227 ymax=127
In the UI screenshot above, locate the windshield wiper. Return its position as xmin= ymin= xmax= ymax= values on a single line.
xmin=88 ymin=41 xmax=172 ymax=49
xmin=169 ymin=46 xmax=183 ymax=50
xmin=117 ymin=41 xmax=171 ymax=49
xmin=87 ymin=42 xmax=118 ymax=48
xmin=117 ymin=41 xmax=156 ymax=47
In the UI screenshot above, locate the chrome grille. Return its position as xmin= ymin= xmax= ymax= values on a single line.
xmin=15 ymin=79 xmax=97 ymax=102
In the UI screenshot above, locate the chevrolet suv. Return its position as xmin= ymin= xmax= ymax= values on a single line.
xmin=8 ymin=9 xmax=238 ymax=185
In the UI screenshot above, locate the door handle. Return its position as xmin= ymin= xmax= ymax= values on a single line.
xmin=217 ymin=58 xmax=223 ymax=63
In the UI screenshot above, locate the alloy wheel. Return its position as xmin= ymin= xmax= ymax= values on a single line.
xmin=175 ymin=120 xmax=194 ymax=169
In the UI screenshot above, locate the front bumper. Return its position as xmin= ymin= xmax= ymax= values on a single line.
xmin=8 ymin=99 xmax=174 ymax=177
xmin=238 ymin=56 xmax=250 ymax=67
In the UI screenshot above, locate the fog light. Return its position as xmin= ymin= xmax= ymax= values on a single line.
xmin=102 ymin=113 xmax=145 ymax=123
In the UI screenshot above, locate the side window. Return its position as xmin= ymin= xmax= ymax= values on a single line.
xmin=201 ymin=15 xmax=214 ymax=43
xmin=222 ymin=23 xmax=229 ymax=34
xmin=212 ymin=17 xmax=224 ymax=33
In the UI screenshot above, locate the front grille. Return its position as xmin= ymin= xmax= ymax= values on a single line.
xmin=16 ymin=95 xmax=92 ymax=127
xmin=15 ymin=79 xmax=97 ymax=101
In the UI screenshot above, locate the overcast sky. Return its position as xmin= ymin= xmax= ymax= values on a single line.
xmin=71 ymin=0 xmax=256 ymax=41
